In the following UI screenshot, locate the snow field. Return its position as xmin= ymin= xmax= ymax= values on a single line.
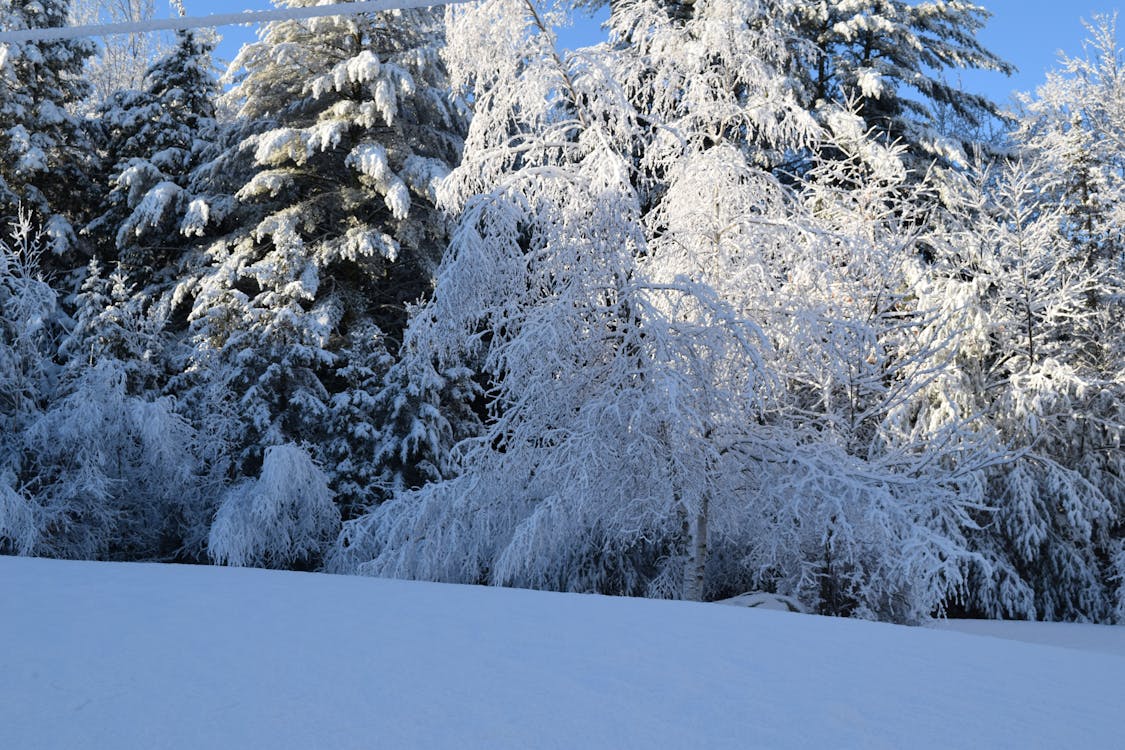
xmin=1 ymin=556 xmax=1122 ymax=749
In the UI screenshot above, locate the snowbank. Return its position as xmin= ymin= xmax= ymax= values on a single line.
xmin=1 ymin=556 xmax=1121 ymax=749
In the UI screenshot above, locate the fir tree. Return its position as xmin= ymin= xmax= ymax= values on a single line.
xmin=61 ymin=260 xmax=171 ymax=394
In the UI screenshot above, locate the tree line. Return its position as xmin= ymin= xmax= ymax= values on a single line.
xmin=0 ymin=0 xmax=1122 ymax=623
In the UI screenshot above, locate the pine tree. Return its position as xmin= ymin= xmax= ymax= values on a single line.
xmin=783 ymin=0 xmax=1012 ymax=169
xmin=88 ymin=29 xmax=220 ymax=288
xmin=0 ymin=0 xmax=97 ymax=255
xmin=177 ymin=1 xmax=466 ymax=508
xmin=915 ymin=156 xmax=1124 ymax=621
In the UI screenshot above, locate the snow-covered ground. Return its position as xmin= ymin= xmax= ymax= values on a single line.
xmin=2 ymin=557 xmax=1122 ymax=749
xmin=930 ymin=616 xmax=1125 ymax=659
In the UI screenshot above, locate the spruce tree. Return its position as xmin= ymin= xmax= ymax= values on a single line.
xmin=88 ymin=29 xmax=219 ymax=289
xmin=1016 ymin=16 xmax=1124 ymax=294
xmin=783 ymin=0 xmax=1013 ymax=169
xmin=0 ymin=0 xmax=97 ymax=255
xmin=178 ymin=1 xmax=466 ymax=509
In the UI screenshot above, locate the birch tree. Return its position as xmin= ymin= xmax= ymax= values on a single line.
xmin=333 ymin=0 xmax=784 ymax=600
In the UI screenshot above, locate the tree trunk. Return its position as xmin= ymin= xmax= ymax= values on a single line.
xmin=682 ymin=492 xmax=709 ymax=602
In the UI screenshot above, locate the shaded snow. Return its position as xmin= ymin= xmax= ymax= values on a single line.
xmin=1 ymin=556 xmax=1122 ymax=749
xmin=930 ymin=618 xmax=1125 ymax=659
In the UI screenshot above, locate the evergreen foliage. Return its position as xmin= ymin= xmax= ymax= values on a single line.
xmin=88 ymin=29 xmax=219 ymax=287
xmin=176 ymin=1 xmax=467 ymax=504
xmin=0 ymin=0 xmax=97 ymax=254
xmin=784 ymin=0 xmax=1014 ymax=168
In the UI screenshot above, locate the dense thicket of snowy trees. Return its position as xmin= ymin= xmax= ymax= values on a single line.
xmin=0 ymin=0 xmax=1122 ymax=624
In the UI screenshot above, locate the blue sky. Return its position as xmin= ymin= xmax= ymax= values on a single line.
xmin=173 ymin=0 xmax=1120 ymax=105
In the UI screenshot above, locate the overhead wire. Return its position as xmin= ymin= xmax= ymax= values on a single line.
xmin=0 ymin=0 xmax=471 ymax=44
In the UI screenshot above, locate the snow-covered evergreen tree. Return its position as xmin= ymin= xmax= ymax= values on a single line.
xmin=352 ymin=325 xmax=479 ymax=511
xmin=781 ymin=0 xmax=1013 ymax=169
xmin=312 ymin=318 xmax=480 ymax=520
xmin=62 ymin=260 xmax=173 ymax=394
xmin=176 ymin=0 xmax=466 ymax=516
xmin=0 ymin=0 xmax=97 ymax=254
xmin=88 ymin=29 xmax=219 ymax=287
xmin=915 ymin=155 xmax=1124 ymax=621
xmin=1016 ymin=15 xmax=1124 ymax=293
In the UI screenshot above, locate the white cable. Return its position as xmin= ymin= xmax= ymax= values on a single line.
xmin=0 ymin=0 xmax=472 ymax=44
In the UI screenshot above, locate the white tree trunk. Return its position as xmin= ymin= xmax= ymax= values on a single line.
xmin=682 ymin=493 xmax=709 ymax=602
